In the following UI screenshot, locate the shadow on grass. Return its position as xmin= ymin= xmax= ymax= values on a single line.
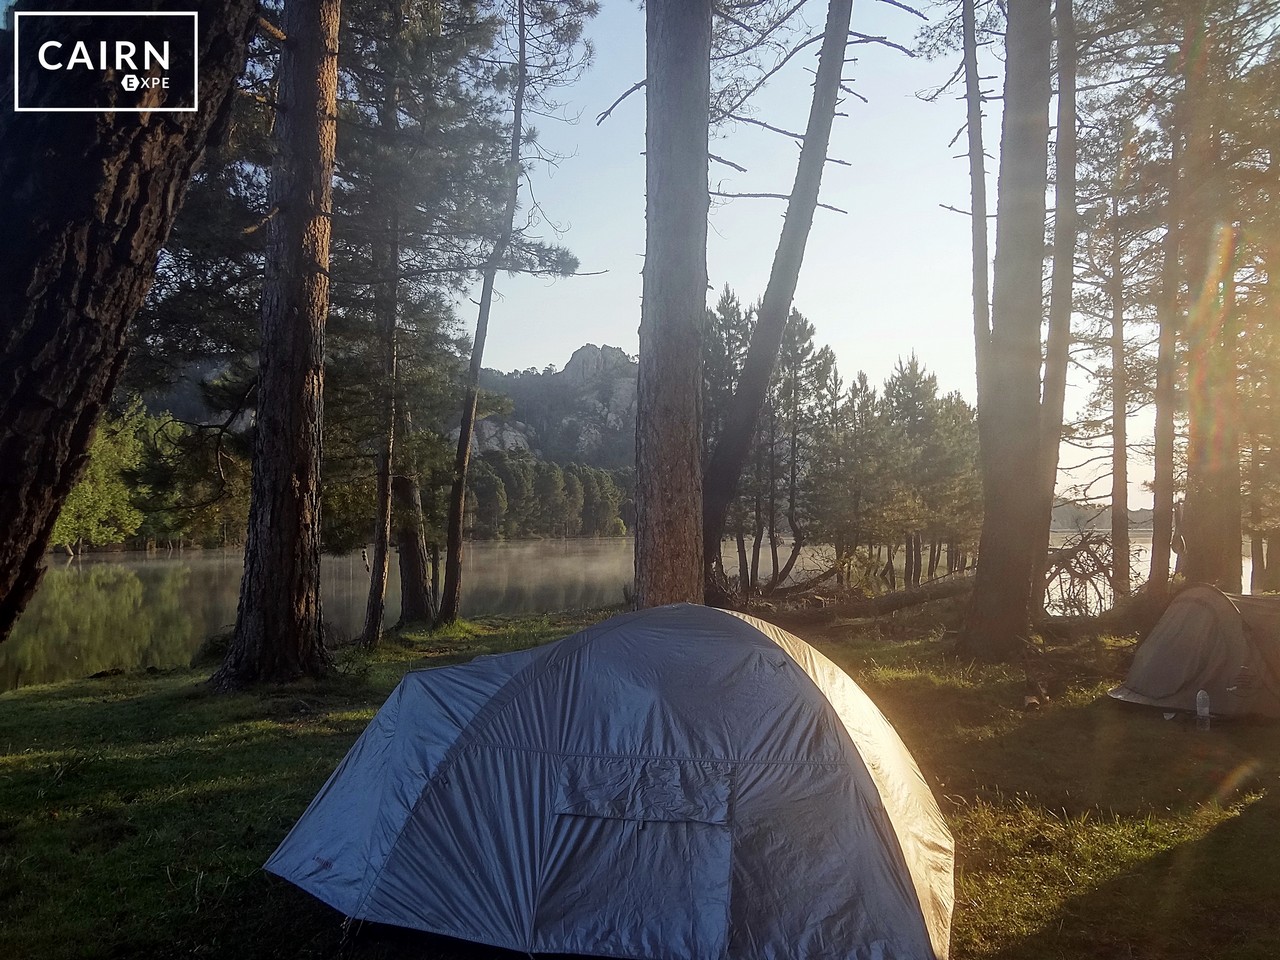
xmin=937 ymin=696 xmax=1280 ymax=960
xmin=801 ymin=624 xmax=1280 ymax=960
xmin=977 ymin=787 xmax=1280 ymax=960
xmin=8 ymin=610 xmax=1279 ymax=960
xmin=0 ymin=612 xmax=605 ymax=960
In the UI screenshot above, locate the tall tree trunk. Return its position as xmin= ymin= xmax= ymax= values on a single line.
xmin=1250 ymin=441 xmax=1264 ymax=592
xmin=903 ymin=533 xmax=916 ymax=588
xmin=774 ymin=379 xmax=806 ymax=586
xmin=775 ymin=535 xmax=804 ymax=587
xmin=361 ymin=231 xmax=398 ymax=646
xmin=1263 ymin=534 xmax=1280 ymax=593
xmin=634 ymin=0 xmax=712 ymax=607
xmin=0 ymin=2 xmax=257 ymax=645
xmin=430 ymin=542 xmax=442 ymax=612
xmin=701 ymin=0 xmax=855 ymax=571
xmin=958 ymin=0 xmax=1053 ymax=661
xmin=962 ymin=0 xmax=993 ymax=399
xmin=882 ymin=545 xmax=898 ymax=591
xmin=736 ymin=525 xmax=750 ymax=595
xmin=959 ymin=0 xmax=989 ymax=601
xmin=392 ymin=474 xmax=435 ymax=625
xmin=438 ymin=0 xmax=527 ymax=625
xmin=1030 ymin=0 xmax=1077 ymax=613
xmin=362 ymin=46 xmax=402 ymax=649
xmin=1182 ymin=224 xmax=1242 ymax=591
xmin=1149 ymin=109 xmax=1184 ymax=592
xmin=1181 ymin=79 xmax=1242 ymax=592
xmin=750 ymin=468 xmax=764 ymax=591
xmin=214 ymin=0 xmax=341 ymax=690
xmin=1110 ymin=193 xmax=1131 ymax=598
xmin=767 ymin=406 xmax=780 ymax=586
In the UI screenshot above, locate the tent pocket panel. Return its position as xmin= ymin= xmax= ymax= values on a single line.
xmin=532 ymin=757 xmax=732 ymax=959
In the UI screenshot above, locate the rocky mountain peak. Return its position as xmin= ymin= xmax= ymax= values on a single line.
xmin=557 ymin=344 xmax=636 ymax=385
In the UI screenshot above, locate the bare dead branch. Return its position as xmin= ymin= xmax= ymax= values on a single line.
xmin=849 ymin=32 xmax=915 ymax=57
xmin=710 ymin=152 xmax=748 ymax=172
xmin=727 ymin=112 xmax=805 ymax=140
xmin=712 ymin=190 xmax=847 ymax=215
xmin=838 ymin=84 xmax=869 ymax=103
xmin=713 ymin=6 xmax=753 ymax=33
xmin=940 ymin=202 xmax=997 ymax=218
xmin=714 ymin=33 xmax=824 ymax=122
xmin=595 ymin=79 xmax=645 ymax=126
xmin=874 ymin=0 xmax=928 ymax=20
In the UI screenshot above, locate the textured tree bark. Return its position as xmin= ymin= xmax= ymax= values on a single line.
xmin=0 ymin=1 xmax=256 ymax=645
xmin=634 ymin=0 xmax=712 ymax=608
xmin=438 ymin=0 xmax=527 ymax=625
xmin=1182 ymin=230 xmax=1242 ymax=591
xmin=1030 ymin=0 xmax=1077 ymax=613
xmin=701 ymin=0 xmax=855 ymax=573
xmin=392 ymin=474 xmax=435 ymax=625
xmin=958 ymin=0 xmax=1053 ymax=661
xmin=1180 ymin=60 xmax=1242 ymax=592
xmin=213 ymin=0 xmax=340 ymax=689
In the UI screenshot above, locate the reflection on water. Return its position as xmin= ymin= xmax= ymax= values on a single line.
xmin=4 ymin=533 xmax=1260 ymax=692
xmin=1 ymin=540 xmax=634 ymax=692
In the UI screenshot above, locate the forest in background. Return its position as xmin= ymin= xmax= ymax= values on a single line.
xmin=4 ymin=0 xmax=1280 ymax=676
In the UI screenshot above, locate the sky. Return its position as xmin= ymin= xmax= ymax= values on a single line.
xmin=477 ymin=0 xmax=1156 ymax=506
xmin=1 ymin=0 xmax=1138 ymax=505
xmin=482 ymin=0 xmax=979 ymax=399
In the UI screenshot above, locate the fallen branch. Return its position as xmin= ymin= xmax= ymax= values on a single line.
xmin=828 ymin=576 xmax=972 ymax=617
xmin=765 ymin=565 xmax=839 ymax=597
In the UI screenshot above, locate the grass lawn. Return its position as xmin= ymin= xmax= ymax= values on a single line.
xmin=2 ymin=602 xmax=1278 ymax=959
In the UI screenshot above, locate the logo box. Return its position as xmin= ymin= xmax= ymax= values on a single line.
xmin=13 ymin=11 xmax=199 ymax=113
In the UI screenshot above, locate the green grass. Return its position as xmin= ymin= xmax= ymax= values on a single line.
xmin=3 ymin=603 xmax=1279 ymax=959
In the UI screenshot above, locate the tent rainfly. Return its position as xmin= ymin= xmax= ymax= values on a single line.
xmin=1109 ymin=584 xmax=1280 ymax=718
xmin=266 ymin=603 xmax=954 ymax=959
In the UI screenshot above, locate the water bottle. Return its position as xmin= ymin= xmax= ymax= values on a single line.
xmin=1196 ymin=689 xmax=1211 ymax=731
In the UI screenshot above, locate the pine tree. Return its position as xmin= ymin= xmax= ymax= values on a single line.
xmin=214 ymin=0 xmax=342 ymax=690
xmin=635 ymin=0 xmax=713 ymax=607
xmin=0 ymin=1 xmax=258 ymax=645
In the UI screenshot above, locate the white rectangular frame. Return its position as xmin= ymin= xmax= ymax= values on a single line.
xmin=13 ymin=10 xmax=199 ymax=113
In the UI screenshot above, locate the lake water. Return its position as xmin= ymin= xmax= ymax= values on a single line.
xmin=0 ymin=540 xmax=636 ymax=692
xmin=2 ymin=533 xmax=1260 ymax=692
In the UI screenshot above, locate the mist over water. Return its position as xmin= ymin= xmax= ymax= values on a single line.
xmin=0 ymin=539 xmax=635 ymax=692
xmin=3 ymin=534 xmax=1260 ymax=692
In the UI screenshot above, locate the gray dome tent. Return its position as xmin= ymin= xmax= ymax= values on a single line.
xmin=266 ymin=604 xmax=954 ymax=959
xmin=1109 ymin=584 xmax=1280 ymax=718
